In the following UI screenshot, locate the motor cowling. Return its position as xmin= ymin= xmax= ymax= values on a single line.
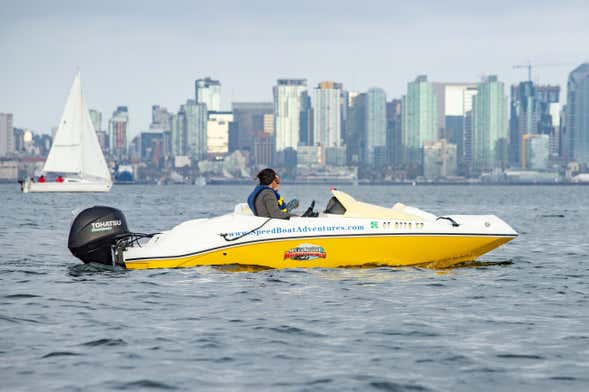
xmin=68 ymin=206 xmax=130 ymax=265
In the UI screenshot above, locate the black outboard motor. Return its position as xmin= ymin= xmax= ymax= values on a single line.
xmin=68 ymin=206 xmax=130 ymax=266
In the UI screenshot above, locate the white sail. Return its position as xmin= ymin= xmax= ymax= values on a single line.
xmin=80 ymin=94 xmax=110 ymax=180
xmin=43 ymin=72 xmax=111 ymax=182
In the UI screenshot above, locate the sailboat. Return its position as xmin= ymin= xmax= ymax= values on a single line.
xmin=21 ymin=72 xmax=112 ymax=193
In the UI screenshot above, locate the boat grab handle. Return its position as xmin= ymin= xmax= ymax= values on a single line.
xmin=436 ymin=216 xmax=460 ymax=227
xmin=219 ymin=218 xmax=273 ymax=242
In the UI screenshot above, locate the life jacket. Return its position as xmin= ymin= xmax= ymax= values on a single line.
xmin=247 ymin=185 xmax=287 ymax=215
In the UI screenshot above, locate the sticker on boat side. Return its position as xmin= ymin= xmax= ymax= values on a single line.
xmin=284 ymin=244 xmax=327 ymax=261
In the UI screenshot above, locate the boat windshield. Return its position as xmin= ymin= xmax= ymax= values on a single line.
xmin=324 ymin=196 xmax=346 ymax=215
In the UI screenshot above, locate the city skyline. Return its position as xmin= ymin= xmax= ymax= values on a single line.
xmin=1 ymin=0 xmax=588 ymax=134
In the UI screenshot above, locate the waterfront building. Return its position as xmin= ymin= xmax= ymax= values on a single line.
xmin=169 ymin=112 xmax=180 ymax=157
xmin=471 ymin=76 xmax=508 ymax=173
xmin=345 ymin=93 xmax=362 ymax=164
xmin=509 ymin=83 xmax=560 ymax=166
xmin=89 ymin=109 xmax=102 ymax=132
xmin=140 ymin=131 xmax=164 ymax=168
xmin=273 ymin=79 xmax=307 ymax=152
xmin=521 ymin=134 xmax=549 ymax=171
xmin=365 ymin=88 xmax=387 ymax=166
xmin=423 ymin=139 xmax=457 ymax=179
xmin=96 ymin=130 xmax=108 ymax=152
xmin=263 ymin=114 xmax=274 ymax=134
xmin=460 ymin=87 xmax=479 ymax=175
xmin=299 ymin=92 xmax=312 ymax=146
xmin=0 ymin=113 xmax=14 ymax=157
xmin=230 ymin=102 xmax=274 ymax=152
xmin=254 ymin=132 xmax=274 ymax=166
xmin=401 ymin=75 xmax=438 ymax=164
xmin=350 ymin=88 xmax=387 ymax=166
xmin=12 ymin=127 xmax=24 ymax=153
xmin=171 ymin=108 xmax=188 ymax=158
xmin=297 ymin=145 xmax=324 ymax=166
xmin=184 ymin=100 xmax=208 ymax=161
xmin=311 ymin=81 xmax=343 ymax=148
xmin=207 ymin=111 xmax=233 ymax=158
xmin=325 ymin=146 xmax=347 ymax=166
xmin=441 ymin=83 xmax=477 ymax=164
xmin=151 ymin=105 xmax=171 ymax=131
xmin=108 ymin=106 xmax=129 ymax=159
xmin=564 ymin=63 xmax=589 ymax=164
xmin=195 ymin=77 xmax=221 ymax=112
xmin=386 ymin=99 xmax=402 ymax=164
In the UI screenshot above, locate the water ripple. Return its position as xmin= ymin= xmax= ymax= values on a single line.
xmin=2 ymin=184 xmax=589 ymax=391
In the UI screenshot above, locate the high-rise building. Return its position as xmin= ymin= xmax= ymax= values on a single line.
xmin=509 ymin=83 xmax=560 ymax=165
xmin=401 ymin=75 xmax=438 ymax=164
xmin=273 ymin=79 xmax=307 ymax=152
xmin=345 ymin=92 xmax=362 ymax=164
xmin=299 ymin=92 xmax=312 ymax=146
xmin=96 ymin=130 xmax=108 ymax=152
xmin=140 ymin=131 xmax=164 ymax=168
xmin=254 ymin=132 xmax=274 ymax=167
xmin=311 ymin=81 xmax=343 ymax=148
xmin=564 ymin=63 xmax=589 ymax=164
xmin=521 ymin=134 xmax=549 ymax=171
xmin=263 ymin=114 xmax=274 ymax=134
xmin=423 ymin=139 xmax=458 ymax=179
xmin=195 ymin=77 xmax=221 ymax=112
xmin=89 ymin=109 xmax=102 ymax=132
xmin=349 ymin=88 xmax=387 ymax=165
xmin=207 ymin=111 xmax=233 ymax=158
xmin=171 ymin=108 xmax=187 ymax=157
xmin=471 ymin=76 xmax=508 ymax=172
xmin=386 ymin=99 xmax=402 ymax=164
xmin=442 ymin=83 xmax=477 ymax=161
xmin=184 ymin=100 xmax=208 ymax=161
xmin=230 ymin=102 xmax=274 ymax=152
xmin=364 ymin=88 xmax=387 ymax=166
xmin=108 ymin=106 xmax=129 ymax=158
xmin=151 ymin=105 xmax=171 ymax=131
xmin=0 ymin=113 xmax=14 ymax=157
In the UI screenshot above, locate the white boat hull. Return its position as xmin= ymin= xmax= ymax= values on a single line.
xmin=22 ymin=179 xmax=112 ymax=193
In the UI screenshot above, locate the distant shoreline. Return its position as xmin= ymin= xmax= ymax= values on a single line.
xmin=4 ymin=180 xmax=589 ymax=186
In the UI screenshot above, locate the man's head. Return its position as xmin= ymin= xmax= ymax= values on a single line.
xmin=257 ymin=168 xmax=280 ymax=190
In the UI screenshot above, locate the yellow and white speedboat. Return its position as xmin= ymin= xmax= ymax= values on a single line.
xmin=68 ymin=189 xmax=517 ymax=270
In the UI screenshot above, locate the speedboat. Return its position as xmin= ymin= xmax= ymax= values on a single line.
xmin=67 ymin=189 xmax=517 ymax=270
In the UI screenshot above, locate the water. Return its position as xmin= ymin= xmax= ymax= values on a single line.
xmin=1 ymin=184 xmax=588 ymax=391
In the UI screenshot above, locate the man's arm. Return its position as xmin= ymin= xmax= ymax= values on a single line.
xmin=260 ymin=190 xmax=293 ymax=219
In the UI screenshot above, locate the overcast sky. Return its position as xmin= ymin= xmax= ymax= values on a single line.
xmin=1 ymin=0 xmax=588 ymax=137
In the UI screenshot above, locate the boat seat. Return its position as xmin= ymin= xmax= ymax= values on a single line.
xmin=234 ymin=203 xmax=254 ymax=216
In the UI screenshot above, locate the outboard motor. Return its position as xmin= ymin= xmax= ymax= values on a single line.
xmin=68 ymin=206 xmax=130 ymax=266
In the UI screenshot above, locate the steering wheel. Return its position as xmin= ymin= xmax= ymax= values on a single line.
xmin=302 ymin=200 xmax=317 ymax=217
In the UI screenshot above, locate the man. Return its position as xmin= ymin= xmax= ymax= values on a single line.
xmin=247 ymin=168 xmax=294 ymax=220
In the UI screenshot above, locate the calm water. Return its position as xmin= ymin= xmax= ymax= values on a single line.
xmin=1 ymin=184 xmax=588 ymax=391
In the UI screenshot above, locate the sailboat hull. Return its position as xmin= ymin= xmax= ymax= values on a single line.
xmin=22 ymin=179 xmax=112 ymax=193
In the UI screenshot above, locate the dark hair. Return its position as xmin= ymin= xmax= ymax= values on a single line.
xmin=257 ymin=168 xmax=276 ymax=185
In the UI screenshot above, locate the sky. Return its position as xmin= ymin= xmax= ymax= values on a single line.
xmin=1 ymin=0 xmax=588 ymax=137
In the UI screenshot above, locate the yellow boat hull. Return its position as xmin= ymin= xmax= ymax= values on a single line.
xmin=124 ymin=234 xmax=515 ymax=270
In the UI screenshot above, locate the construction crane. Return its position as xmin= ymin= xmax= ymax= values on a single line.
xmin=513 ymin=62 xmax=568 ymax=82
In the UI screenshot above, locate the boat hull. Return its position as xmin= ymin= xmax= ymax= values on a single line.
xmin=124 ymin=233 xmax=516 ymax=270
xmin=22 ymin=179 xmax=112 ymax=193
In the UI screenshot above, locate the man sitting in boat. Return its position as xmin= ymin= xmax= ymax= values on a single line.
xmin=56 ymin=176 xmax=64 ymax=183
xmin=247 ymin=168 xmax=294 ymax=220
xmin=38 ymin=175 xmax=46 ymax=183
